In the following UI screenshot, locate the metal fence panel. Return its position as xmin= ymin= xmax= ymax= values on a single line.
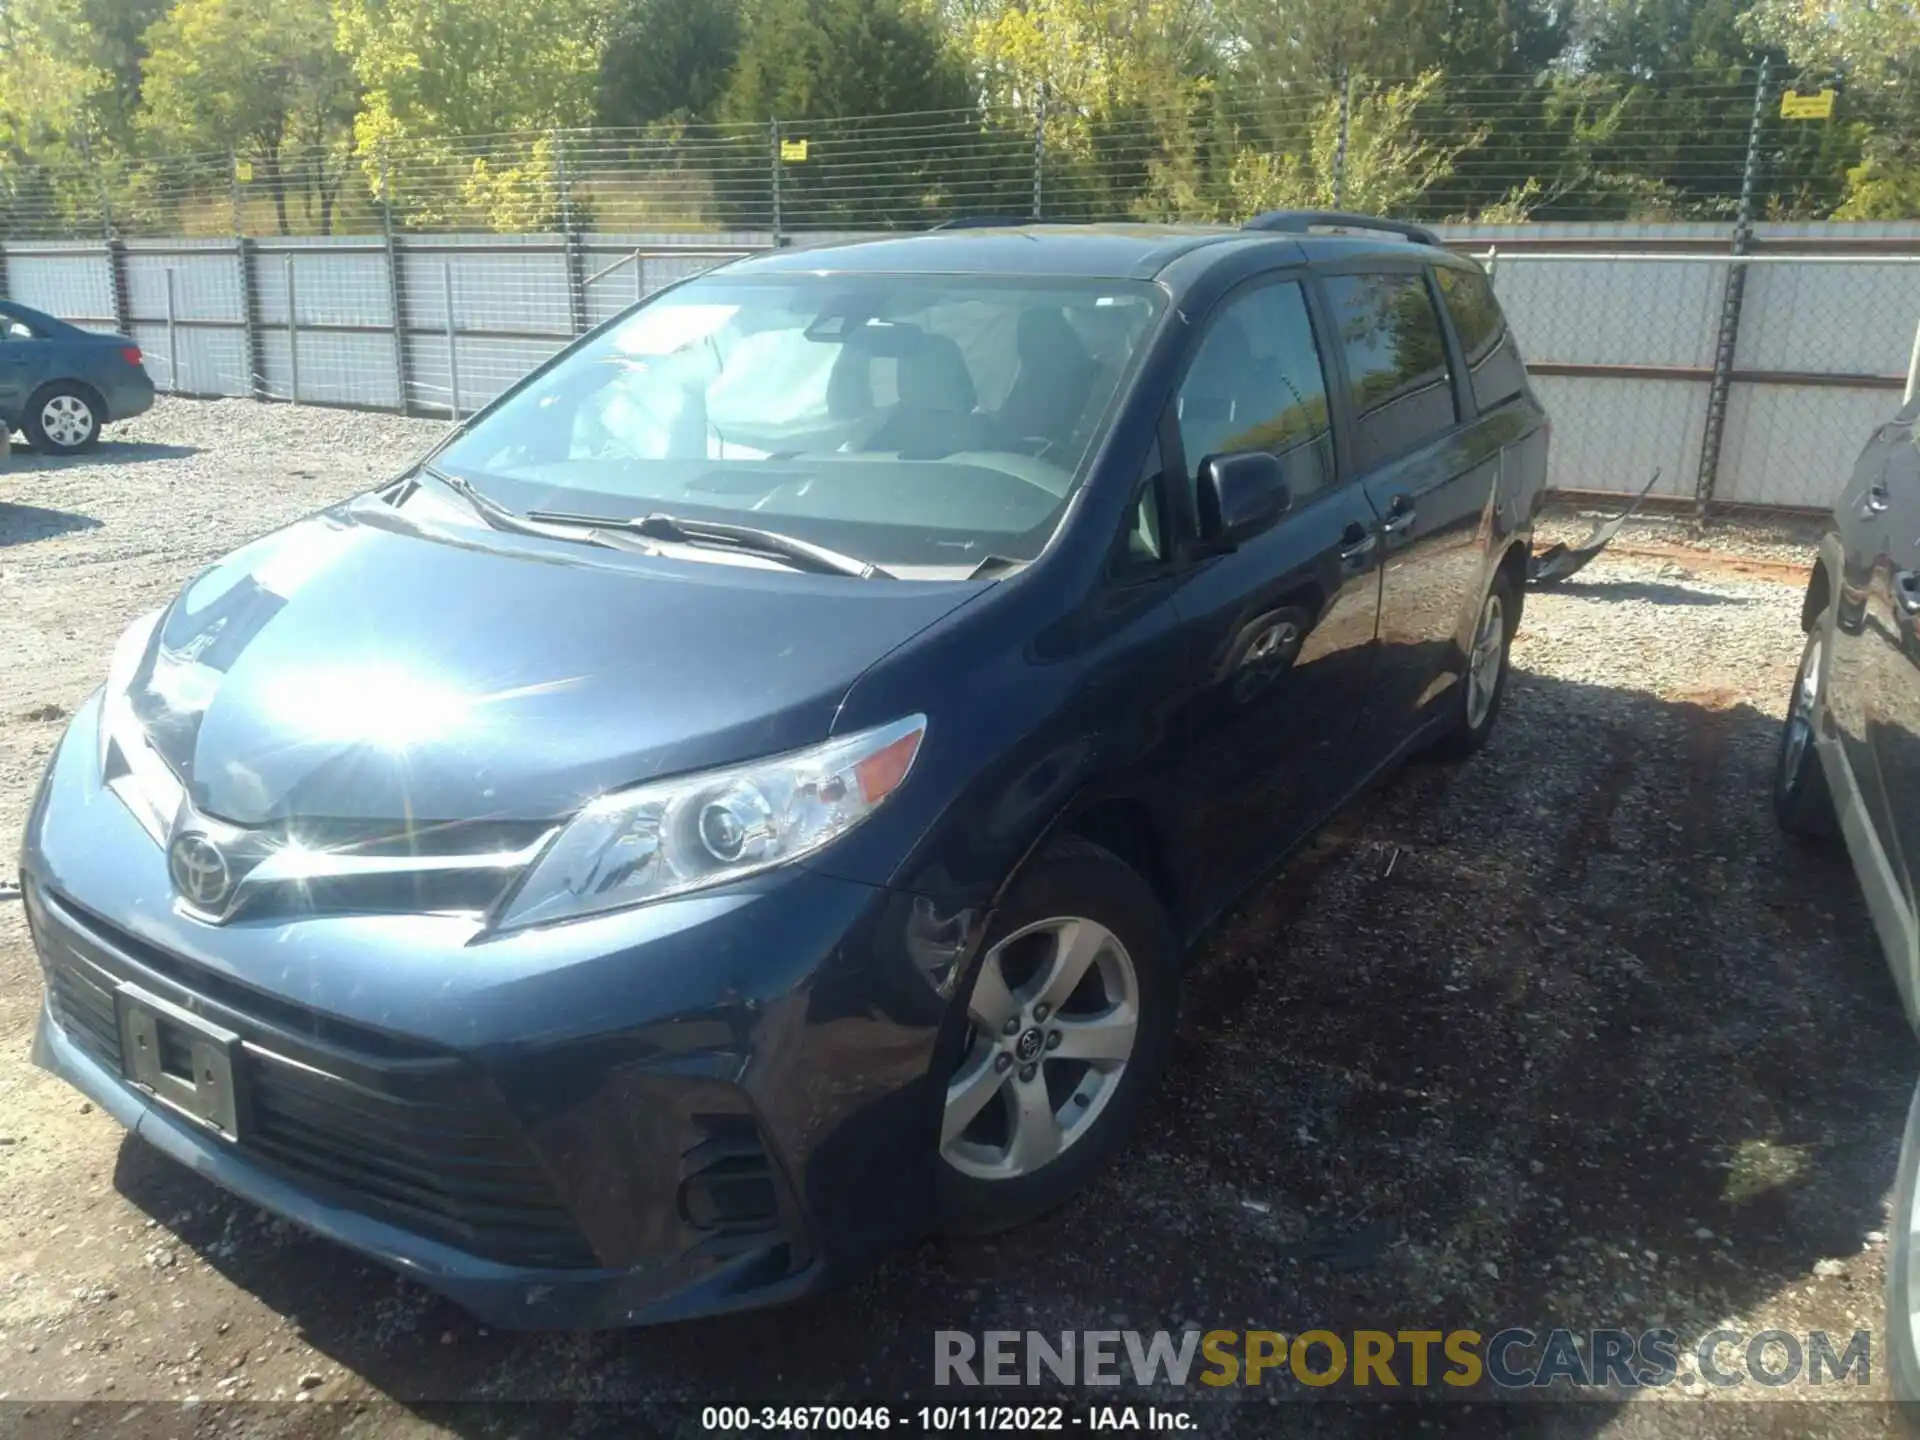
xmin=7 ymin=246 xmax=116 ymax=326
xmin=1734 ymin=262 xmax=1920 ymax=377
xmin=1719 ymin=383 xmax=1892 ymax=509
xmin=399 ymin=238 xmax=572 ymax=335
xmin=402 ymin=331 xmax=567 ymax=417
xmin=3 ymin=222 xmax=1916 ymax=511
xmin=256 ymin=241 xmax=393 ymax=328
xmin=1529 ymin=374 xmax=1709 ymax=499
xmin=1492 ymin=258 xmax=1724 ymax=370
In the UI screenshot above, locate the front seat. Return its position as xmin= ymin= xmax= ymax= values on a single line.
xmin=998 ymin=308 xmax=1098 ymax=459
xmin=863 ymin=334 xmax=979 ymax=456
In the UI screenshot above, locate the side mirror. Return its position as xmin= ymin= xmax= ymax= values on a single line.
xmin=1197 ymin=451 xmax=1291 ymax=550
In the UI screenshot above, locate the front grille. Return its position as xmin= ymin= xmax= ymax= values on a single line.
xmin=33 ymin=886 xmax=598 ymax=1270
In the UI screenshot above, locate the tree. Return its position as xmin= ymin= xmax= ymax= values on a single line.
xmin=335 ymin=0 xmax=610 ymax=228
xmin=721 ymin=0 xmax=969 ymax=123
xmin=597 ymin=0 xmax=741 ymax=128
xmin=1739 ymin=0 xmax=1920 ymax=219
xmin=1226 ymin=72 xmax=1479 ymax=218
xmin=75 ymin=0 xmax=169 ymax=149
xmin=717 ymin=0 xmax=975 ymax=228
xmin=336 ymin=0 xmax=608 ymax=142
xmin=0 ymin=0 xmax=106 ymax=234
xmin=140 ymin=0 xmax=357 ymax=233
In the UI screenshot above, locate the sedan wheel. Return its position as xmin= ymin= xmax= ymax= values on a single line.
xmin=942 ymin=916 xmax=1140 ymax=1181
xmin=26 ymin=387 xmax=99 ymax=454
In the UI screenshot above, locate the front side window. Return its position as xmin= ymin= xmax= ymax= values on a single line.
xmin=1434 ymin=266 xmax=1528 ymax=413
xmin=1175 ymin=281 xmax=1334 ymax=503
xmin=432 ymin=275 xmax=1165 ymax=575
xmin=1322 ymin=272 xmax=1457 ymax=472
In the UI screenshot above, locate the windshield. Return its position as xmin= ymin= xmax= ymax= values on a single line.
xmin=430 ymin=273 xmax=1165 ymax=573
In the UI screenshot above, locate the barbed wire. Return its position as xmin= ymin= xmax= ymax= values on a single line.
xmin=0 ymin=68 xmax=1910 ymax=240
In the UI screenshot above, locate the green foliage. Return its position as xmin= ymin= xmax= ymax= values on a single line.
xmin=1226 ymin=72 xmax=1472 ymax=218
xmin=720 ymin=0 xmax=969 ymax=124
xmin=0 ymin=0 xmax=1914 ymax=235
xmin=336 ymin=0 xmax=606 ymax=143
xmin=141 ymin=0 xmax=357 ymax=232
xmin=597 ymin=0 xmax=741 ymax=127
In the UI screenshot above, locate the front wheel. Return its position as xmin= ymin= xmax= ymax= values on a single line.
xmin=24 ymin=384 xmax=101 ymax=454
xmin=1774 ymin=625 xmax=1838 ymax=837
xmin=938 ymin=843 xmax=1177 ymax=1234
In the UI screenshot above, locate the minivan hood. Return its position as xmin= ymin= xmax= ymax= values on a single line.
xmin=125 ymin=505 xmax=979 ymax=827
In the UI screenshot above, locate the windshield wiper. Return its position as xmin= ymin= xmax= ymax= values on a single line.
xmin=419 ymin=466 xmax=657 ymax=555
xmin=530 ymin=508 xmax=890 ymax=580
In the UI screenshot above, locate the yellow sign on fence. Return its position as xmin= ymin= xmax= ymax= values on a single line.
xmin=780 ymin=138 xmax=810 ymax=162
xmin=1780 ymin=89 xmax=1836 ymax=120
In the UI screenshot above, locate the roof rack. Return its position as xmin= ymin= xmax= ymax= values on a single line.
xmin=1242 ymin=210 xmax=1444 ymax=248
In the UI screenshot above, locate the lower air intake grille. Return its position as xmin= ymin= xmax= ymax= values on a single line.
xmin=33 ymin=886 xmax=598 ymax=1270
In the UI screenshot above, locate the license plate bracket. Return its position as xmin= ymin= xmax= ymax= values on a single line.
xmin=115 ymin=983 xmax=245 ymax=1141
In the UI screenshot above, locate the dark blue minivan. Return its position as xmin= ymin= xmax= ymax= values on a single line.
xmin=21 ymin=214 xmax=1548 ymax=1328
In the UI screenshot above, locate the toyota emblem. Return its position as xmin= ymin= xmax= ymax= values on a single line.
xmin=169 ymin=832 xmax=233 ymax=911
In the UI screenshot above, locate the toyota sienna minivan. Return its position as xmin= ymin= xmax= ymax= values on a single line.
xmin=21 ymin=213 xmax=1548 ymax=1328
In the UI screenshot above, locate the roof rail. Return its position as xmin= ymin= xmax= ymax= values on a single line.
xmin=1242 ymin=210 xmax=1444 ymax=248
xmin=931 ymin=216 xmax=1042 ymax=230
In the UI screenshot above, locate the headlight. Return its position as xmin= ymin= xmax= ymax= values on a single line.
xmin=97 ymin=607 xmax=183 ymax=845
xmin=99 ymin=607 xmax=165 ymax=775
xmin=493 ymin=714 xmax=926 ymax=931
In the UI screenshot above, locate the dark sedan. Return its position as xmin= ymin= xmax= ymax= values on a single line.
xmin=0 ymin=298 xmax=155 ymax=453
xmin=21 ymin=215 xmax=1548 ymax=1328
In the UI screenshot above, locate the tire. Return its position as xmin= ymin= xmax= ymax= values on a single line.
xmin=1887 ymin=1078 xmax=1920 ymax=1423
xmin=24 ymin=383 xmax=102 ymax=455
xmin=1428 ymin=567 xmax=1518 ymax=761
xmin=1774 ymin=623 xmax=1838 ymax=837
xmin=937 ymin=842 xmax=1178 ymax=1235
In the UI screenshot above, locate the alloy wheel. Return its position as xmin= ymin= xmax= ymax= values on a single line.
xmin=1779 ymin=633 xmax=1822 ymax=789
xmin=942 ymin=916 xmax=1139 ymax=1181
xmin=1465 ymin=590 xmax=1506 ymax=730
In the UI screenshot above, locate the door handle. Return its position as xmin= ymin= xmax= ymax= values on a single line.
xmin=1861 ymin=485 xmax=1891 ymax=520
xmin=1338 ymin=521 xmax=1377 ymax=569
xmin=1896 ymin=570 xmax=1920 ymax=616
xmin=1381 ymin=506 xmax=1416 ymax=540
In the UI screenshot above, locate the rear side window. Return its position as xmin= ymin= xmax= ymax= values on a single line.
xmin=1321 ymin=273 xmax=1457 ymax=472
xmin=1175 ymin=281 xmax=1335 ymax=502
xmin=1434 ymin=266 xmax=1529 ymax=413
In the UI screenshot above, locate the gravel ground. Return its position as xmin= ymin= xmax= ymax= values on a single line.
xmin=1 ymin=400 xmax=1916 ymax=1437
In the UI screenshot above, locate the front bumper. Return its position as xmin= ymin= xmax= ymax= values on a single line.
xmin=21 ymin=696 xmax=956 ymax=1329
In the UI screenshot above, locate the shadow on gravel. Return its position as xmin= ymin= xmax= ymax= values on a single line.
xmin=0 ymin=500 xmax=101 ymax=546
xmin=8 ymin=439 xmax=199 ymax=468
xmin=104 ymin=667 xmax=1914 ymax=1435
xmin=1548 ymin=579 xmax=1753 ymax=607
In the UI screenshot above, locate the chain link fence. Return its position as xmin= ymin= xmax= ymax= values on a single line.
xmin=1453 ymin=234 xmax=1920 ymax=511
xmin=5 ymin=66 xmax=1914 ymax=242
xmin=2 ymin=211 xmax=1916 ymax=514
